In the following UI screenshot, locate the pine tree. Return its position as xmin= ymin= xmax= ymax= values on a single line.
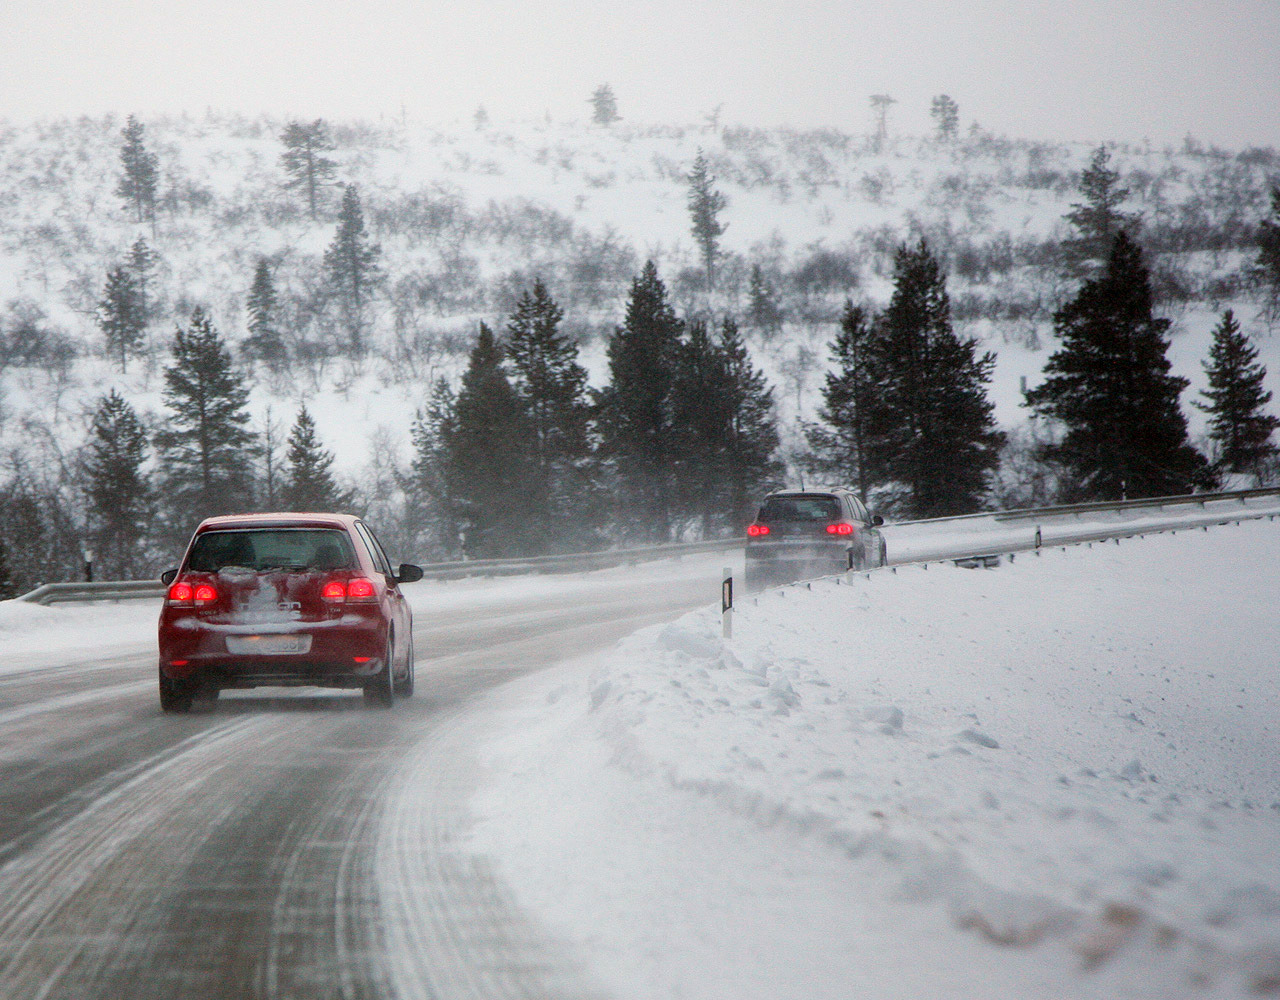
xmin=323 ymin=185 xmax=383 ymax=354
xmin=154 ymin=309 xmax=258 ymax=531
xmin=1064 ymin=145 xmax=1140 ymax=270
xmin=668 ymin=317 xmax=781 ymax=535
xmin=1195 ymin=309 xmax=1279 ymax=476
xmin=670 ymin=319 xmax=734 ymax=533
xmin=688 ymin=150 xmax=728 ymax=291
xmin=409 ymin=379 xmax=459 ymax=559
xmin=1026 ymin=233 xmax=1209 ymax=499
xmin=589 ymin=84 xmax=620 ymax=125
xmin=281 ymin=404 xmax=351 ymax=511
xmin=116 ymin=115 xmax=158 ymax=227
xmin=127 ymin=236 xmax=158 ymax=322
xmin=716 ymin=318 xmax=782 ymax=528
xmin=280 ymin=119 xmax=338 ymax=220
xmin=97 ymin=265 xmax=144 ymax=372
xmin=504 ymin=279 xmax=598 ymax=550
xmin=596 ymin=262 xmax=685 ymax=542
xmin=0 ymin=535 xmax=14 ymax=600
xmin=807 ymin=302 xmax=874 ymax=496
xmin=442 ymin=324 xmax=538 ymax=558
xmin=870 ymin=94 xmax=896 ymax=150
xmin=83 ymin=389 xmax=152 ymax=579
xmin=242 ymin=258 xmax=286 ymax=368
xmin=747 ymin=264 xmax=783 ymax=335
xmin=1255 ymin=184 xmax=1280 ymax=323
xmin=863 ymin=241 xmax=1004 ymax=516
xmin=930 ymin=95 xmax=959 ymax=142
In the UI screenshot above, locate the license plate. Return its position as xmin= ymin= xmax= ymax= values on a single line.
xmin=225 ymin=634 xmax=312 ymax=655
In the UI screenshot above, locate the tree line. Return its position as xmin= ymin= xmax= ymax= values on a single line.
xmin=1 ymin=125 xmax=1278 ymax=595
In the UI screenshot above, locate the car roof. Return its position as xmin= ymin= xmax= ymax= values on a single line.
xmin=193 ymin=512 xmax=360 ymax=533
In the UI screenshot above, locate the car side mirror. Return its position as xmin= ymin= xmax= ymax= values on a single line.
xmin=871 ymin=514 xmax=884 ymax=527
xmin=161 ymin=568 xmax=178 ymax=585
xmin=396 ymin=564 xmax=424 ymax=584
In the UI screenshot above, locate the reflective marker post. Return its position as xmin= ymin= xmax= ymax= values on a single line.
xmin=721 ymin=567 xmax=733 ymax=639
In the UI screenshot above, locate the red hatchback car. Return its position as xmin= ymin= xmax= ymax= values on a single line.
xmin=157 ymin=513 xmax=422 ymax=712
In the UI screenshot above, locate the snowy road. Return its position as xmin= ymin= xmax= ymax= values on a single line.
xmin=0 ymin=557 xmax=731 ymax=999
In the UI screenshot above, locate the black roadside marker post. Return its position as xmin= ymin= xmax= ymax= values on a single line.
xmin=721 ymin=567 xmax=733 ymax=640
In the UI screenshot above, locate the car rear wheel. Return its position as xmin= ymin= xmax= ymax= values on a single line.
xmin=158 ymin=665 xmax=196 ymax=713
xmin=363 ymin=633 xmax=395 ymax=708
xmin=393 ymin=635 xmax=415 ymax=698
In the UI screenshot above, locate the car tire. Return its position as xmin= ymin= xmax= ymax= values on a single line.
xmin=879 ymin=538 xmax=888 ymax=567
xmin=848 ymin=548 xmax=865 ymax=572
xmin=393 ymin=634 xmax=414 ymax=698
xmin=159 ymin=665 xmax=196 ymax=713
xmin=363 ymin=633 xmax=395 ymax=708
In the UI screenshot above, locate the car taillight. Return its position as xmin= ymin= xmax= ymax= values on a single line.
xmin=826 ymin=522 xmax=855 ymax=536
xmin=322 ymin=580 xmax=347 ymax=603
xmin=194 ymin=584 xmax=217 ymax=605
xmin=347 ymin=577 xmax=378 ymax=602
xmin=322 ymin=578 xmax=379 ymax=604
xmin=747 ymin=524 xmax=770 ymax=537
xmin=167 ymin=581 xmax=194 ymax=605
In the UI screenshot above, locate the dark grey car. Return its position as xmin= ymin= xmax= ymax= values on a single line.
xmin=744 ymin=488 xmax=886 ymax=591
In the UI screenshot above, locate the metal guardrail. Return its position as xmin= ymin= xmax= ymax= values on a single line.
xmin=13 ymin=486 xmax=1280 ymax=605
xmin=13 ymin=538 xmax=744 ymax=605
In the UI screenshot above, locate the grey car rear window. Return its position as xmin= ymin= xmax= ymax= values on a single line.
xmin=757 ymin=496 xmax=840 ymax=522
xmin=187 ymin=529 xmax=358 ymax=572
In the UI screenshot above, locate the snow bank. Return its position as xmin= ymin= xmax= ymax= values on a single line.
xmin=0 ymin=598 xmax=160 ymax=674
xmin=470 ymin=521 xmax=1280 ymax=998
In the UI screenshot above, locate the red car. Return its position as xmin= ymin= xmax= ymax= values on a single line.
xmin=157 ymin=513 xmax=422 ymax=712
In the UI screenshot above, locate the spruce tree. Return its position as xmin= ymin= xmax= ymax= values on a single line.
xmin=688 ymin=150 xmax=728 ymax=291
xmin=1195 ymin=309 xmax=1279 ymax=476
xmin=1064 ymin=145 xmax=1140 ymax=270
xmin=116 ymin=115 xmax=158 ymax=227
xmin=1255 ymin=184 xmax=1280 ymax=324
xmin=670 ymin=320 xmax=735 ymax=533
xmin=410 ymin=379 xmax=459 ymax=558
xmin=281 ymin=404 xmax=351 ymax=511
xmin=0 ymin=535 xmax=14 ymax=600
xmin=324 ymin=185 xmax=383 ymax=355
xmin=442 ymin=324 xmax=538 ymax=558
xmin=154 ymin=309 xmax=258 ymax=531
xmin=863 ymin=241 xmax=1003 ymax=516
xmin=807 ymin=302 xmax=874 ymax=496
xmin=127 ymin=236 xmax=158 ymax=322
xmin=589 ymin=84 xmax=620 ymax=125
xmin=596 ymin=262 xmax=685 ymax=542
xmin=1026 ymin=233 xmax=1209 ymax=499
xmin=504 ymin=279 xmax=597 ymax=550
xmin=280 ymin=119 xmax=338 ymax=221
xmin=97 ymin=265 xmax=144 ymax=372
xmin=930 ymin=95 xmax=959 ymax=142
xmin=243 ymin=258 xmax=285 ymax=368
xmin=83 ymin=390 xmax=152 ymax=579
xmin=747 ymin=263 xmax=783 ymax=335
xmin=716 ymin=318 xmax=782 ymax=528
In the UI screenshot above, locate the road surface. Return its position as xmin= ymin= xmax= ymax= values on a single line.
xmin=0 ymin=561 xmax=726 ymax=999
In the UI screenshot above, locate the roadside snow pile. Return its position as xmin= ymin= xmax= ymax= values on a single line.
xmin=0 ymin=598 xmax=159 ymax=674
xmin=471 ymin=521 xmax=1280 ymax=999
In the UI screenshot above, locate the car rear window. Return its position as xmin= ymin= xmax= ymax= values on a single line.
xmin=187 ymin=529 xmax=358 ymax=573
xmin=757 ymin=496 xmax=841 ymax=522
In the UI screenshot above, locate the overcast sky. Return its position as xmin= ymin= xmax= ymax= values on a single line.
xmin=3 ymin=0 xmax=1277 ymax=148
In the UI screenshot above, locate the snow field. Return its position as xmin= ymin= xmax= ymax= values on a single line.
xmin=469 ymin=521 xmax=1280 ymax=998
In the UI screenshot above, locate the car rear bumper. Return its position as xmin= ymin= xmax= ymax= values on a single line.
xmin=159 ymin=615 xmax=387 ymax=687
xmin=744 ymin=541 xmax=852 ymax=587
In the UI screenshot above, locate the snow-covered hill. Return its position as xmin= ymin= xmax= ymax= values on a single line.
xmin=0 ymin=112 xmax=1275 ymax=491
